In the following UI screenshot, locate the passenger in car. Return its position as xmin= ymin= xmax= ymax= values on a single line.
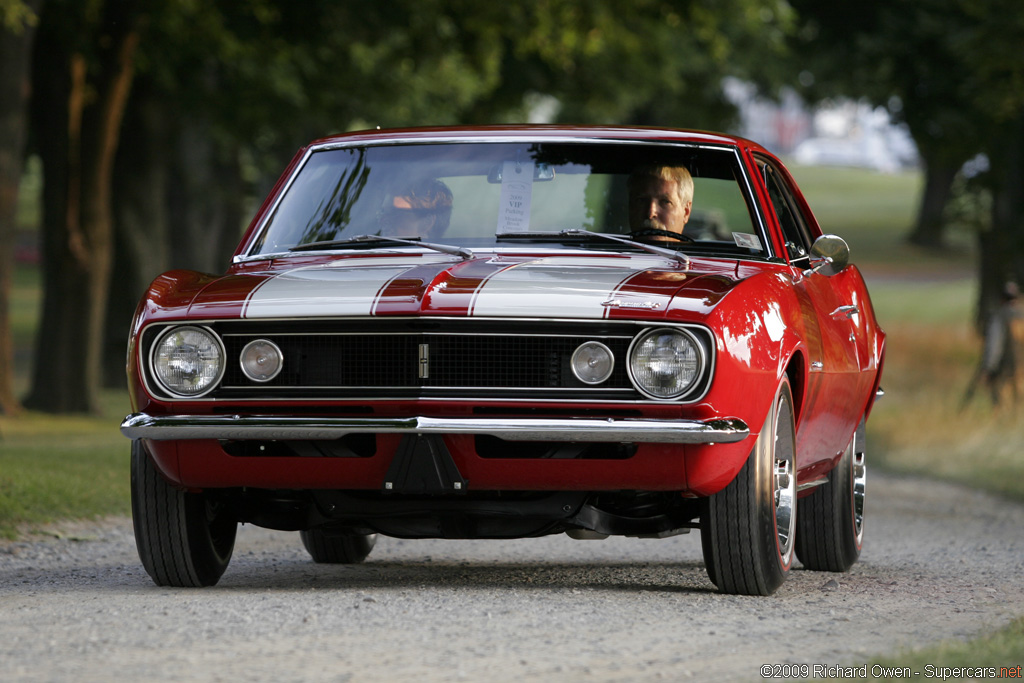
xmin=379 ymin=179 xmax=454 ymax=239
xmin=628 ymin=165 xmax=693 ymax=240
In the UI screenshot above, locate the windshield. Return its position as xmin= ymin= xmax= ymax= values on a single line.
xmin=248 ymin=141 xmax=767 ymax=258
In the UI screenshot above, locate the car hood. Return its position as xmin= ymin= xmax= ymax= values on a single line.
xmin=187 ymin=252 xmax=747 ymax=321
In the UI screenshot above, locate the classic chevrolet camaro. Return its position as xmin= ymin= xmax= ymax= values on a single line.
xmin=121 ymin=125 xmax=884 ymax=594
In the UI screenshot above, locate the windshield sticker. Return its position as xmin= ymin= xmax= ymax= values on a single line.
xmin=496 ymin=160 xmax=534 ymax=233
xmin=733 ymin=232 xmax=762 ymax=250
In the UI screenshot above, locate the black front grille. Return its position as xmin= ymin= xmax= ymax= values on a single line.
xmin=221 ymin=331 xmax=633 ymax=393
xmin=223 ymin=335 xmax=421 ymax=388
xmin=142 ymin=318 xmax=713 ymax=402
xmin=431 ymin=335 xmax=563 ymax=387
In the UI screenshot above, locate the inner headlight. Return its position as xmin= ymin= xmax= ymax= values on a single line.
xmin=571 ymin=341 xmax=614 ymax=385
xmin=628 ymin=328 xmax=703 ymax=400
xmin=240 ymin=339 xmax=284 ymax=382
xmin=151 ymin=326 xmax=225 ymax=398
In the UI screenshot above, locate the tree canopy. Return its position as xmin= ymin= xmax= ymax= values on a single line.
xmin=2 ymin=0 xmax=1023 ymax=412
xmin=790 ymin=0 xmax=1024 ymax=318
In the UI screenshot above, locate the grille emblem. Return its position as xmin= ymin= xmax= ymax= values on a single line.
xmin=418 ymin=343 xmax=430 ymax=379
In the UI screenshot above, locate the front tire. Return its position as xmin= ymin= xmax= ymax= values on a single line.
xmin=795 ymin=419 xmax=866 ymax=571
xmin=300 ymin=529 xmax=377 ymax=564
xmin=131 ymin=440 xmax=237 ymax=587
xmin=701 ymin=379 xmax=797 ymax=595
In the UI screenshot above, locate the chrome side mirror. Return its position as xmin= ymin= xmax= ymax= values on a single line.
xmin=803 ymin=234 xmax=850 ymax=277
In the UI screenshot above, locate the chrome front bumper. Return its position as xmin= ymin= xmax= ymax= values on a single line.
xmin=120 ymin=413 xmax=749 ymax=445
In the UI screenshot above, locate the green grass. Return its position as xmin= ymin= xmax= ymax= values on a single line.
xmin=788 ymin=162 xmax=975 ymax=274
xmin=869 ymin=278 xmax=977 ymax=325
xmin=3 ymin=260 xmax=130 ymax=538
xmin=10 ymin=264 xmax=41 ymax=395
xmin=867 ymin=313 xmax=1024 ymax=501
xmin=16 ymin=155 xmax=42 ymax=231
xmin=859 ymin=617 xmax=1024 ymax=679
xmin=0 ymin=391 xmax=132 ymax=539
xmin=790 ymin=163 xmax=922 ymax=239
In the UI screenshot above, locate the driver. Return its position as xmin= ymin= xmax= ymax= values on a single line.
xmin=628 ymin=165 xmax=693 ymax=240
xmin=378 ymin=179 xmax=454 ymax=239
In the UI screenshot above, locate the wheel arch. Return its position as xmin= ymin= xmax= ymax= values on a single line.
xmin=783 ymin=347 xmax=808 ymax=430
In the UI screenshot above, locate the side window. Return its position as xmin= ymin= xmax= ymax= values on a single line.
xmin=757 ymin=159 xmax=814 ymax=264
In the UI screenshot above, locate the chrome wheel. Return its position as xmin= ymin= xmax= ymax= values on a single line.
xmin=774 ymin=456 xmax=796 ymax=566
xmin=852 ymin=426 xmax=867 ymax=543
xmin=701 ymin=378 xmax=796 ymax=595
xmin=795 ymin=418 xmax=867 ymax=572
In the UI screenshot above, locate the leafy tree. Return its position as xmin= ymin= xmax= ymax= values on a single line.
xmin=788 ymin=0 xmax=984 ymax=249
xmin=0 ymin=0 xmax=41 ymax=415
xmin=789 ymin=0 xmax=1024 ymax=333
xmin=453 ymin=0 xmax=793 ymax=128
xmin=103 ymin=0 xmax=520 ymax=384
xmin=100 ymin=0 xmax=793 ymax=385
xmin=19 ymin=0 xmax=795 ymax=408
xmin=954 ymin=0 xmax=1024 ymax=322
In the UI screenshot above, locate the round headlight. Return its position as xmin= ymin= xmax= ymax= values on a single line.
xmin=151 ymin=326 xmax=225 ymax=397
xmin=571 ymin=341 xmax=615 ymax=385
xmin=240 ymin=339 xmax=284 ymax=382
xmin=628 ymin=328 xmax=703 ymax=400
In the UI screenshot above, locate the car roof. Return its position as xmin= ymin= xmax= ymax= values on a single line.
xmin=306 ymin=125 xmax=764 ymax=151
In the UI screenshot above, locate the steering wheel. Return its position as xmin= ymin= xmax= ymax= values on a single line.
xmin=629 ymin=228 xmax=695 ymax=243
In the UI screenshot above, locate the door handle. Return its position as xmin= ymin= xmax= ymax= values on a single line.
xmin=831 ymin=305 xmax=859 ymax=319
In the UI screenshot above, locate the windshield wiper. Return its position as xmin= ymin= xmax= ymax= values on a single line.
xmin=289 ymin=234 xmax=473 ymax=260
xmin=500 ymin=230 xmax=690 ymax=268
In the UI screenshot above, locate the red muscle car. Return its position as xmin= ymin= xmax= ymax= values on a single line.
xmin=121 ymin=126 xmax=884 ymax=594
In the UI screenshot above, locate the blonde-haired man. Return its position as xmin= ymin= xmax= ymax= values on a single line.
xmin=628 ymin=165 xmax=693 ymax=239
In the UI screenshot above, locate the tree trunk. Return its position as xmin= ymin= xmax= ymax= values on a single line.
xmin=103 ymin=84 xmax=172 ymax=387
xmin=102 ymin=101 xmax=246 ymax=387
xmin=979 ymin=113 xmax=1024 ymax=330
xmin=24 ymin=4 xmax=141 ymax=414
xmin=168 ymin=120 xmax=245 ymax=275
xmin=0 ymin=1 xmax=43 ymax=415
xmin=907 ymin=156 xmax=959 ymax=249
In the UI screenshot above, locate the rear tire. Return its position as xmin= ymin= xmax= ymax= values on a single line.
xmin=701 ymin=378 xmax=797 ymax=595
xmin=795 ymin=419 xmax=866 ymax=571
xmin=300 ymin=529 xmax=377 ymax=564
xmin=131 ymin=440 xmax=237 ymax=587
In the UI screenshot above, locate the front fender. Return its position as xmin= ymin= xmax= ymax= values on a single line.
xmin=671 ymin=270 xmax=810 ymax=494
xmin=126 ymin=270 xmax=221 ymax=412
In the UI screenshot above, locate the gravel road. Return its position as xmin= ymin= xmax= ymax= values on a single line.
xmin=2 ymin=471 xmax=1023 ymax=682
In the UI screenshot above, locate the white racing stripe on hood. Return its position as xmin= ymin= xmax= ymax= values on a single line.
xmin=470 ymin=255 xmax=671 ymax=319
xmin=243 ymin=263 xmax=413 ymax=318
